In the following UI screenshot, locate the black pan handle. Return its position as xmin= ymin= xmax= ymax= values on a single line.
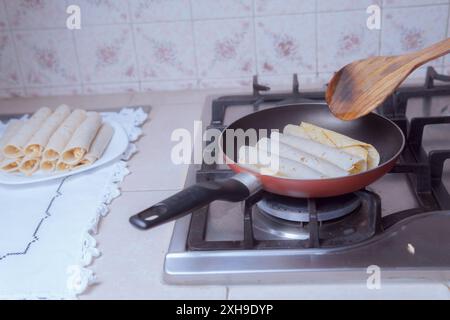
xmin=129 ymin=173 xmax=261 ymax=230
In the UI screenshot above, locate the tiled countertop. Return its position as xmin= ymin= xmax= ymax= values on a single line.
xmin=1 ymin=89 xmax=449 ymax=300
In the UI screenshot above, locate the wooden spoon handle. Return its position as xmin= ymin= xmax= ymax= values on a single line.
xmin=409 ymin=38 xmax=450 ymax=67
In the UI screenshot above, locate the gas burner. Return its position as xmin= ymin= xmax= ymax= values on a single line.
xmin=256 ymin=193 xmax=361 ymax=223
xmin=253 ymin=207 xmax=309 ymax=240
xmin=252 ymin=191 xmax=377 ymax=244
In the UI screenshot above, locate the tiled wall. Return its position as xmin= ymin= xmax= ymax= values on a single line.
xmin=0 ymin=0 xmax=449 ymax=98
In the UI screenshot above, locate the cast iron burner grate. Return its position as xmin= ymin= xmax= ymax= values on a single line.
xmin=187 ymin=70 xmax=450 ymax=251
xmin=256 ymin=192 xmax=361 ymax=222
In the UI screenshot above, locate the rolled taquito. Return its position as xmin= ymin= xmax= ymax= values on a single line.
xmin=76 ymin=123 xmax=113 ymax=167
xmin=3 ymin=107 xmax=52 ymax=158
xmin=301 ymin=122 xmax=380 ymax=169
xmin=61 ymin=112 xmax=102 ymax=164
xmin=19 ymin=157 xmax=40 ymax=176
xmin=256 ymin=137 xmax=347 ymax=178
xmin=0 ymin=157 xmax=23 ymax=173
xmin=24 ymin=105 xmax=71 ymax=158
xmin=284 ymin=125 xmax=367 ymax=172
xmin=40 ymin=159 xmax=57 ymax=173
xmin=0 ymin=119 xmax=24 ymax=162
xmin=238 ymin=145 xmax=324 ymax=179
xmin=43 ymin=109 xmax=87 ymax=161
xmin=285 ymin=123 xmax=380 ymax=169
xmin=56 ymin=161 xmax=73 ymax=171
xmin=275 ymin=131 xmax=366 ymax=174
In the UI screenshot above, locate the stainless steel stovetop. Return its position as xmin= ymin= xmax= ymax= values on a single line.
xmin=164 ymin=72 xmax=450 ymax=285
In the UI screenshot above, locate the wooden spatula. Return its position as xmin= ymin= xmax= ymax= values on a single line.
xmin=326 ymin=38 xmax=450 ymax=120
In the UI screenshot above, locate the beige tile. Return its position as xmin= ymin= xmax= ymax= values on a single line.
xmin=228 ymin=282 xmax=450 ymax=300
xmin=81 ymin=190 xmax=227 ymax=300
xmin=121 ymin=103 xmax=204 ymax=191
xmin=0 ymin=93 xmax=135 ymax=114
xmin=129 ymin=88 xmax=248 ymax=106
xmin=0 ymin=88 xmax=250 ymax=115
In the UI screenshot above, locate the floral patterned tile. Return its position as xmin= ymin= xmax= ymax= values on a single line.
xmin=194 ymin=19 xmax=255 ymax=78
xmin=83 ymin=82 xmax=140 ymax=94
xmin=70 ymin=0 xmax=129 ymax=25
xmin=317 ymin=0 xmax=382 ymax=11
xmin=0 ymin=87 xmax=25 ymax=99
xmin=255 ymin=15 xmax=316 ymax=75
xmin=4 ymin=0 xmax=67 ymax=29
xmin=0 ymin=32 xmax=22 ymax=88
xmin=191 ymin=0 xmax=252 ymax=19
xmin=26 ymin=85 xmax=82 ymax=97
xmin=14 ymin=30 xmax=79 ymax=86
xmin=75 ymin=25 xmax=138 ymax=84
xmin=383 ymin=0 xmax=448 ymax=7
xmin=129 ymin=0 xmax=190 ymax=22
xmin=255 ymin=0 xmax=316 ymax=16
xmin=0 ymin=0 xmax=8 ymax=30
xmin=381 ymin=5 xmax=448 ymax=66
xmin=134 ymin=22 xmax=196 ymax=80
xmin=141 ymin=79 xmax=197 ymax=91
xmin=317 ymin=10 xmax=379 ymax=72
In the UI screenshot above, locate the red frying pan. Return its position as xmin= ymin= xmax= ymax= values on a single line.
xmin=130 ymin=102 xmax=405 ymax=230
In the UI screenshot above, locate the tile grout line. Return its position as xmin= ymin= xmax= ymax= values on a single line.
xmin=188 ymin=0 xmax=201 ymax=88
xmin=3 ymin=0 xmax=27 ymax=96
xmin=4 ymin=2 xmax=449 ymax=33
xmin=252 ymin=0 xmax=259 ymax=76
xmin=65 ymin=0 xmax=84 ymax=95
xmin=127 ymin=0 xmax=142 ymax=92
xmin=378 ymin=1 xmax=383 ymax=56
xmin=314 ymin=0 xmax=319 ymax=78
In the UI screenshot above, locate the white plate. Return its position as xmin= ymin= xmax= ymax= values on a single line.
xmin=0 ymin=121 xmax=128 ymax=185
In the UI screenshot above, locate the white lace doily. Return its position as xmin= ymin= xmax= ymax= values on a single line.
xmin=0 ymin=108 xmax=148 ymax=299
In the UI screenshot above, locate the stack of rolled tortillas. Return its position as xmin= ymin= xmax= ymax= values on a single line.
xmin=0 ymin=105 xmax=114 ymax=176
xmin=238 ymin=122 xmax=380 ymax=179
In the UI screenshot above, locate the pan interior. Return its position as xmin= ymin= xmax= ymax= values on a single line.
xmin=222 ymin=103 xmax=404 ymax=165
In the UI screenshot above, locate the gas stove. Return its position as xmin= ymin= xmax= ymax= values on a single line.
xmin=164 ymin=70 xmax=450 ymax=284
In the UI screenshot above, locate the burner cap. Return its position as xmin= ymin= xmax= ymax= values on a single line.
xmin=256 ymin=193 xmax=361 ymax=223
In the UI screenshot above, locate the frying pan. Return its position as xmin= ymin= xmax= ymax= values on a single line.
xmin=130 ymin=102 xmax=405 ymax=230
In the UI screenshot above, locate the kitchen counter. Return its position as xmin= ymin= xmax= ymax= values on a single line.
xmin=1 ymin=89 xmax=449 ymax=300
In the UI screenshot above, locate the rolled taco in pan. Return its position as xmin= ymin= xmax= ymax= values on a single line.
xmin=304 ymin=122 xmax=380 ymax=169
xmin=256 ymin=137 xmax=347 ymax=178
xmin=272 ymin=132 xmax=365 ymax=174
xmin=62 ymin=112 xmax=102 ymax=165
xmin=25 ymin=105 xmax=71 ymax=158
xmin=43 ymin=109 xmax=87 ymax=161
xmin=238 ymin=145 xmax=324 ymax=179
xmin=3 ymin=107 xmax=52 ymax=158
xmin=285 ymin=123 xmax=380 ymax=169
